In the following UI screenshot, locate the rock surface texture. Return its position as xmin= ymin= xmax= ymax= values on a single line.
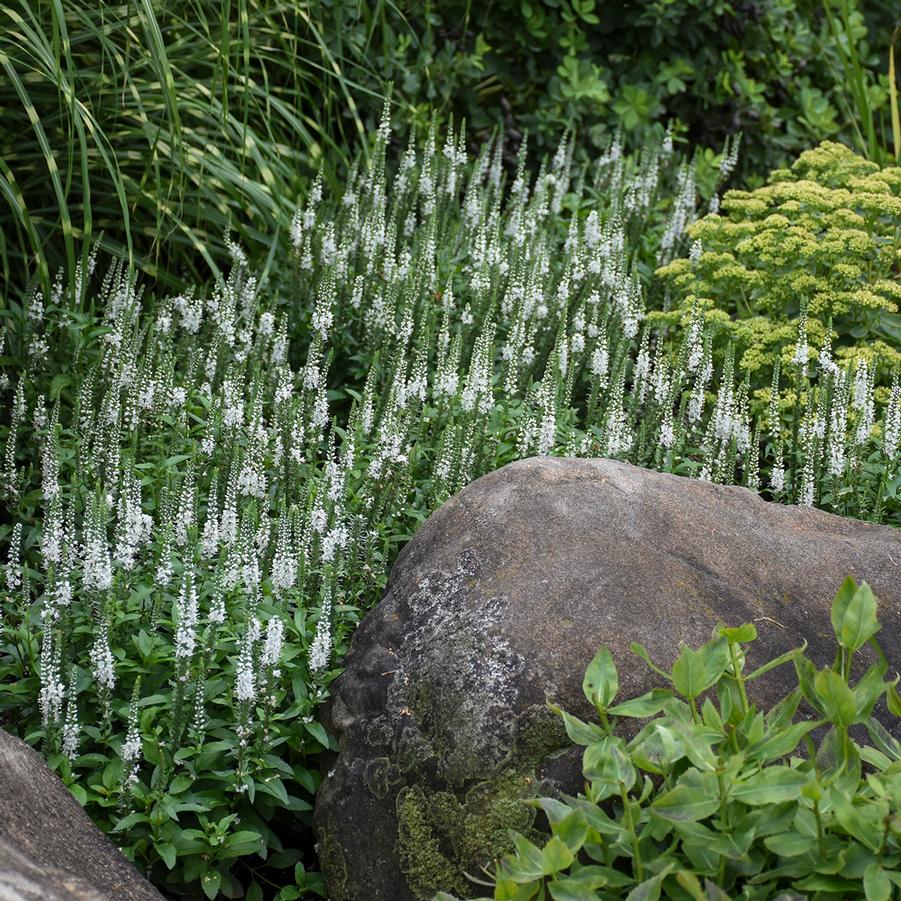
xmin=0 ymin=728 xmax=162 ymax=900
xmin=314 ymin=457 xmax=901 ymax=901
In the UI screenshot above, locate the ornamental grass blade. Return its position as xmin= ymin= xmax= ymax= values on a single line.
xmin=890 ymin=27 xmax=901 ymax=164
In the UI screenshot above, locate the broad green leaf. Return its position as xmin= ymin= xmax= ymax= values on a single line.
xmin=506 ymin=832 xmax=545 ymax=882
xmin=814 ymin=668 xmax=856 ymax=726
xmin=629 ymin=722 xmax=679 ymax=775
xmin=221 ymin=829 xmax=265 ymax=858
xmin=852 ymin=665 xmax=888 ymax=723
xmin=831 ymin=578 xmax=880 ymax=653
xmin=745 ymin=718 xmax=823 ymax=763
xmin=663 ymin=720 xmax=720 ymax=771
xmin=625 ymin=864 xmax=673 ymax=901
xmin=830 ymin=792 xmax=885 ymax=853
xmin=864 ymin=863 xmax=893 ymax=901
xmin=651 ymin=771 xmax=720 ymax=822
xmin=707 ymin=827 xmax=754 ymax=859
xmin=549 ymin=879 xmax=602 ymax=901
xmin=540 ymin=836 xmax=574 ymax=875
xmin=584 ymin=738 xmax=636 ymax=792
xmin=113 ymin=811 xmax=150 ymax=832
xmin=552 ymin=809 xmax=589 ymax=852
xmin=535 ymin=797 xmax=576 ymax=825
xmin=155 ymin=841 xmax=177 ymax=870
xmin=763 ymin=832 xmax=818 ymax=857
xmin=609 ymin=688 xmax=677 ymax=719
xmin=729 ymin=766 xmax=808 ymax=806
xmin=169 ymin=773 xmax=193 ymax=794
xmin=201 ymin=870 xmax=221 ymax=901
xmin=548 ymin=703 xmax=607 ymax=746
xmin=672 ymin=645 xmax=720 ymax=699
xmin=582 ymin=647 xmax=618 ymax=709
xmin=719 ymin=623 xmax=757 ymax=644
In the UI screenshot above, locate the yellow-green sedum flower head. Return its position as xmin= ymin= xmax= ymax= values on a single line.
xmin=657 ymin=141 xmax=901 ymax=382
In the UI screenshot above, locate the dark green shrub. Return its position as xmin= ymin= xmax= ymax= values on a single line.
xmin=375 ymin=0 xmax=898 ymax=178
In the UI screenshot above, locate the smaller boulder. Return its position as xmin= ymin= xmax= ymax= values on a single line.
xmin=0 ymin=728 xmax=163 ymax=900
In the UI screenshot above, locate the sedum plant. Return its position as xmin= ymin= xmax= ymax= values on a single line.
xmin=656 ymin=141 xmax=901 ymax=386
xmin=440 ymin=578 xmax=901 ymax=901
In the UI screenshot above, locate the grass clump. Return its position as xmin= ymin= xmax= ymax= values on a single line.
xmin=439 ymin=578 xmax=901 ymax=900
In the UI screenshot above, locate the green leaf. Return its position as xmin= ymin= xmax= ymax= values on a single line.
xmin=155 ymin=841 xmax=177 ymax=870
xmin=866 ymin=719 xmax=901 ymax=761
xmin=719 ymin=623 xmax=757 ymax=644
xmin=549 ymin=877 xmax=604 ymax=900
xmin=745 ymin=719 xmax=823 ymax=763
xmin=113 ymin=811 xmax=150 ymax=832
xmin=651 ymin=771 xmax=720 ymax=822
xmin=609 ymin=688 xmax=677 ymax=719
xmin=831 ymin=579 xmax=880 ymax=653
xmin=746 ymin=641 xmax=808 ymax=682
xmin=765 ymin=687 xmax=802 ymax=732
xmin=672 ymin=645 xmax=721 ymax=699
xmin=582 ymin=647 xmax=618 ymax=709
xmin=852 ymin=665 xmax=888 ymax=723
xmin=864 ymin=863 xmax=892 ymax=901
xmin=222 ymin=829 xmax=265 ymax=858
xmin=663 ymin=720 xmax=721 ymax=771
xmin=541 ymin=836 xmax=575 ymax=875
xmin=886 ymin=680 xmax=901 ymax=717
xmin=552 ymin=809 xmax=589 ymax=852
xmin=729 ymin=766 xmax=809 ymax=806
xmin=830 ymin=792 xmax=884 ymax=853
xmin=625 ymin=864 xmax=673 ymax=901
xmin=304 ymin=720 xmax=333 ymax=749
xmin=548 ymin=703 xmax=607 ymax=746
xmin=506 ymin=832 xmax=545 ymax=882
xmin=814 ymin=668 xmax=856 ymax=727
xmin=201 ymin=869 xmax=221 ymax=900
xmin=169 ymin=773 xmax=193 ymax=794
xmin=584 ymin=738 xmax=636 ymax=792
xmin=794 ymin=874 xmax=860 ymax=892
xmin=763 ymin=832 xmax=818 ymax=858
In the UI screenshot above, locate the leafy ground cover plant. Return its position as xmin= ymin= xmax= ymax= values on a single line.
xmin=0 ymin=120 xmax=898 ymax=899
xmin=439 ymin=578 xmax=901 ymax=900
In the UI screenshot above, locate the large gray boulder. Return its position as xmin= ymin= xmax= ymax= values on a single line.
xmin=314 ymin=457 xmax=901 ymax=901
xmin=0 ymin=728 xmax=162 ymax=900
